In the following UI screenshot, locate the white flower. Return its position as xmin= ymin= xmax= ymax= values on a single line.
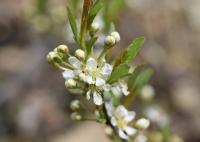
xmin=75 ymin=49 xmax=85 ymax=59
xmin=135 ymin=118 xmax=150 ymax=130
xmin=111 ymin=31 xmax=120 ymax=43
xmin=85 ymin=57 xmax=113 ymax=87
xmin=106 ymin=104 xmax=137 ymax=139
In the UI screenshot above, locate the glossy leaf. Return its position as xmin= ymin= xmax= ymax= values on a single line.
xmin=108 ymin=64 xmax=130 ymax=84
xmin=122 ymin=37 xmax=145 ymax=64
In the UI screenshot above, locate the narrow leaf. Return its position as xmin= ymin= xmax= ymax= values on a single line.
xmin=124 ymin=67 xmax=153 ymax=108
xmin=88 ymin=0 xmax=105 ymax=27
xmin=122 ymin=37 xmax=145 ymax=64
xmin=128 ymin=64 xmax=146 ymax=90
xmin=67 ymin=7 xmax=79 ymax=44
xmin=134 ymin=68 xmax=153 ymax=92
xmin=87 ymin=36 xmax=98 ymax=55
xmin=108 ymin=64 xmax=129 ymax=83
xmin=162 ymin=124 xmax=170 ymax=142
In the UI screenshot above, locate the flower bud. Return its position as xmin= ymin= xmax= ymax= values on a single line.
xmin=111 ymin=31 xmax=120 ymax=43
xmin=135 ymin=118 xmax=150 ymax=130
xmin=70 ymin=112 xmax=82 ymax=121
xmin=75 ymin=49 xmax=85 ymax=59
xmin=57 ymin=45 xmax=69 ymax=54
xmin=47 ymin=51 xmax=62 ymax=64
xmin=104 ymin=36 xmax=116 ymax=47
xmin=140 ymin=85 xmax=155 ymax=101
xmin=65 ymin=79 xmax=77 ymax=88
xmin=79 ymin=73 xmax=86 ymax=81
xmin=90 ymin=22 xmax=100 ymax=35
xmin=170 ymin=135 xmax=184 ymax=142
xmin=70 ymin=100 xmax=81 ymax=110
xmin=105 ymin=126 xmax=113 ymax=136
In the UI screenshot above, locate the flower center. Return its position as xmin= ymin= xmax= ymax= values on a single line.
xmin=88 ymin=67 xmax=101 ymax=78
xmin=117 ymin=118 xmax=127 ymax=128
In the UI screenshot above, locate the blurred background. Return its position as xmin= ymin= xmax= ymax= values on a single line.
xmin=0 ymin=0 xmax=200 ymax=142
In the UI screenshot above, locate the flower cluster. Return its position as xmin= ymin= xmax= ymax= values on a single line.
xmin=47 ymin=1 xmax=151 ymax=141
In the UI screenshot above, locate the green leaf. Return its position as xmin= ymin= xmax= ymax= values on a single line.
xmin=88 ymin=0 xmax=105 ymax=27
xmin=122 ymin=37 xmax=145 ymax=64
xmin=67 ymin=7 xmax=79 ymax=44
xmin=87 ymin=36 xmax=98 ymax=55
xmin=162 ymin=124 xmax=170 ymax=142
xmin=134 ymin=68 xmax=153 ymax=92
xmin=103 ymin=0 xmax=125 ymax=32
xmin=108 ymin=64 xmax=130 ymax=83
xmin=128 ymin=64 xmax=146 ymax=90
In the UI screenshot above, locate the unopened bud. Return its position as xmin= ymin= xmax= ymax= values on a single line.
xmin=135 ymin=118 xmax=150 ymax=130
xmin=70 ymin=112 xmax=82 ymax=121
xmin=70 ymin=100 xmax=81 ymax=110
xmin=111 ymin=31 xmax=120 ymax=43
xmin=170 ymin=135 xmax=184 ymax=142
xmin=79 ymin=73 xmax=86 ymax=81
xmin=90 ymin=22 xmax=100 ymax=35
xmin=65 ymin=79 xmax=77 ymax=88
xmin=47 ymin=51 xmax=62 ymax=63
xmin=104 ymin=36 xmax=116 ymax=47
xmin=57 ymin=45 xmax=69 ymax=54
xmin=105 ymin=126 xmax=113 ymax=136
xmin=140 ymin=85 xmax=155 ymax=101
xmin=75 ymin=49 xmax=85 ymax=59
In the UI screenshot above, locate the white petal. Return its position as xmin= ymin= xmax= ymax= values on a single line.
xmin=85 ymin=75 xmax=95 ymax=84
xmin=124 ymin=126 xmax=137 ymax=136
xmin=122 ymin=89 xmax=130 ymax=96
xmin=95 ymin=77 xmax=106 ymax=86
xmin=105 ymin=103 xmax=114 ymax=116
xmin=86 ymin=90 xmax=91 ymax=100
xmin=103 ymin=84 xmax=111 ymax=92
xmin=125 ymin=111 xmax=136 ymax=122
xmin=86 ymin=57 xmax=97 ymax=70
xmin=101 ymin=63 xmax=113 ymax=75
xmin=115 ymin=105 xmax=128 ymax=118
xmin=121 ymin=83 xmax=130 ymax=96
xmin=93 ymin=92 xmax=103 ymax=105
xmin=111 ymin=86 xmax=122 ymax=97
xmin=62 ymin=69 xmax=75 ymax=79
xmin=68 ymin=56 xmax=81 ymax=68
xmin=111 ymin=117 xmax=117 ymax=126
xmin=118 ymin=129 xmax=128 ymax=140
